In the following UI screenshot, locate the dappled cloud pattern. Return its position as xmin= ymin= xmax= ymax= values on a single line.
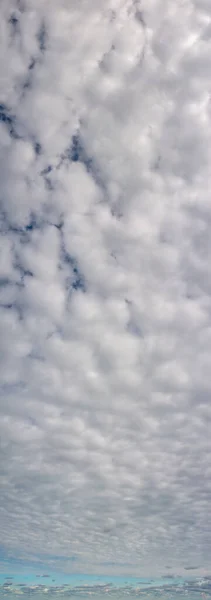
xmin=1 ymin=0 xmax=211 ymax=578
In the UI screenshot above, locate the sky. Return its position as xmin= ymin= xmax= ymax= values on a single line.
xmin=0 ymin=0 xmax=211 ymax=585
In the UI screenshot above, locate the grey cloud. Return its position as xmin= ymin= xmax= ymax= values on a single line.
xmin=0 ymin=0 xmax=211 ymax=579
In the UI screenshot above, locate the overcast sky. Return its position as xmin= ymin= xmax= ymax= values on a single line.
xmin=0 ymin=0 xmax=211 ymax=579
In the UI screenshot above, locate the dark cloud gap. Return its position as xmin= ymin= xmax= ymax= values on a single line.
xmin=0 ymin=107 xmax=42 ymax=152
xmin=25 ymin=214 xmax=42 ymax=232
xmin=126 ymin=318 xmax=143 ymax=337
xmin=34 ymin=141 xmax=42 ymax=156
xmin=0 ymin=299 xmax=24 ymax=320
xmin=44 ymin=177 xmax=54 ymax=191
xmin=59 ymin=234 xmax=86 ymax=293
xmin=0 ymin=272 xmax=25 ymax=316
xmin=53 ymin=220 xmax=63 ymax=231
xmin=69 ymin=134 xmax=82 ymax=163
xmin=0 ymin=104 xmax=20 ymax=139
xmin=29 ymin=58 xmax=36 ymax=71
xmin=110 ymin=206 xmax=123 ymax=220
xmin=28 ymin=350 xmax=45 ymax=363
xmin=63 ymin=252 xmax=86 ymax=293
xmin=65 ymin=133 xmax=120 ymax=216
xmin=40 ymin=165 xmax=55 ymax=190
xmin=22 ymin=79 xmax=31 ymax=92
xmin=0 ymin=303 xmax=13 ymax=310
xmin=37 ymin=23 xmax=47 ymax=53
xmin=22 ymin=59 xmax=37 ymax=92
xmin=66 ymin=132 xmax=92 ymax=171
xmin=1 ymin=212 xmax=43 ymax=238
xmin=16 ymin=264 xmax=34 ymax=283
xmin=67 ymin=133 xmax=106 ymax=192
xmin=125 ymin=299 xmax=144 ymax=338
xmin=0 ymin=277 xmax=11 ymax=287
xmin=9 ymin=14 xmax=19 ymax=29
xmin=41 ymin=166 xmax=53 ymax=176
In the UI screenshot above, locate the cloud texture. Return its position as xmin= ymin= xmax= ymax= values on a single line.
xmin=0 ymin=0 xmax=211 ymax=577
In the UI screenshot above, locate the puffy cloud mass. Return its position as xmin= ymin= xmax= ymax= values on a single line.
xmin=0 ymin=0 xmax=211 ymax=578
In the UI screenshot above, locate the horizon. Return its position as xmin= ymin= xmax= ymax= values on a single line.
xmin=0 ymin=572 xmax=211 ymax=600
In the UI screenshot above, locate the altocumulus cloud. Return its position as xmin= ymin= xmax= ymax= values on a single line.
xmin=0 ymin=0 xmax=211 ymax=578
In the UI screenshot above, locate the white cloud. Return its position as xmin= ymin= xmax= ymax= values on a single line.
xmin=0 ymin=0 xmax=211 ymax=578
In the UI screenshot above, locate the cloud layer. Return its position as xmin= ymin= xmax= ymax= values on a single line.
xmin=1 ymin=0 xmax=211 ymax=576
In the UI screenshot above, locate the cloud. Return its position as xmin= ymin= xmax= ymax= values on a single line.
xmin=184 ymin=567 xmax=200 ymax=571
xmin=0 ymin=0 xmax=211 ymax=578
xmin=1 ymin=577 xmax=211 ymax=598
